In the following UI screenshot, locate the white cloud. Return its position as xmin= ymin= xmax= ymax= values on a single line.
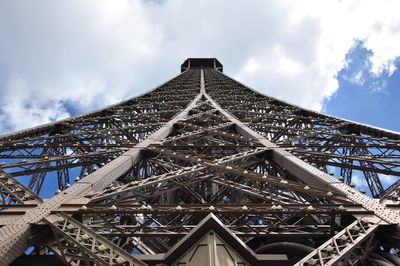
xmin=1 ymin=0 xmax=400 ymax=133
xmin=0 ymin=78 xmax=70 ymax=132
xmin=237 ymin=0 xmax=400 ymax=111
xmin=0 ymin=0 xmax=163 ymax=133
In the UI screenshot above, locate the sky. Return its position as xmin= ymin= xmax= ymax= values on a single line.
xmin=0 ymin=0 xmax=399 ymax=134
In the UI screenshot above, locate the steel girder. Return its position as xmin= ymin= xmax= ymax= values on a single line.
xmin=0 ymin=60 xmax=399 ymax=266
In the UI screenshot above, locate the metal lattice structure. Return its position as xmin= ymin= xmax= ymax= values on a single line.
xmin=0 ymin=58 xmax=400 ymax=266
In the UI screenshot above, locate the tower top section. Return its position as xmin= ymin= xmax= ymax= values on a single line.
xmin=181 ymin=58 xmax=223 ymax=73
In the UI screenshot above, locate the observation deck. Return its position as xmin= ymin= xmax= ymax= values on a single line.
xmin=181 ymin=58 xmax=223 ymax=72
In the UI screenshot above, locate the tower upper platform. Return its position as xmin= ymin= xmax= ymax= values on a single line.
xmin=181 ymin=58 xmax=223 ymax=73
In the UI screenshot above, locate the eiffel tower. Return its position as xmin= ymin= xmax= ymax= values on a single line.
xmin=0 ymin=58 xmax=399 ymax=266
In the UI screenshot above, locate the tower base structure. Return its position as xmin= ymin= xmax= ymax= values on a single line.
xmin=0 ymin=58 xmax=399 ymax=266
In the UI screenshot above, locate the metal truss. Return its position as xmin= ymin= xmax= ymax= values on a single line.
xmin=0 ymin=58 xmax=399 ymax=266
xmin=46 ymin=213 xmax=145 ymax=266
xmin=295 ymin=218 xmax=380 ymax=265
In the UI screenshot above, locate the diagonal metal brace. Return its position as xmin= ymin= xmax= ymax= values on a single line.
xmin=294 ymin=218 xmax=380 ymax=266
xmin=46 ymin=212 xmax=147 ymax=266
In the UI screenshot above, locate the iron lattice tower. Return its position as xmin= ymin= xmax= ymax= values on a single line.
xmin=0 ymin=58 xmax=399 ymax=266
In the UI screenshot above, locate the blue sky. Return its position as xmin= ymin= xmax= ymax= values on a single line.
xmin=325 ymin=41 xmax=400 ymax=132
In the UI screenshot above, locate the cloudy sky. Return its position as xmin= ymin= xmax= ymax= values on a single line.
xmin=0 ymin=0 xmax=399 ymax=134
